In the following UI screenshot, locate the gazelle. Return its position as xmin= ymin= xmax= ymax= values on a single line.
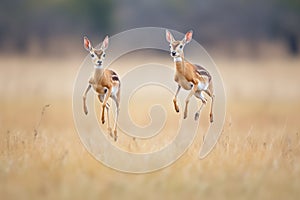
xmin=166 ymin=30 xmax=214 ymax=123
xmin=83 ymin=35 xmax=120 ymax=141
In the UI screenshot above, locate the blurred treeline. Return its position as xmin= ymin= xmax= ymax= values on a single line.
xmin=0 ymin=0 xmax=299 ymax=55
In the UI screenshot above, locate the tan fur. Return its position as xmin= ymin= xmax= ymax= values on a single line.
xmin=166 ymin=30 xmax=214 ymax=122
xmin=175 ymin=60 xmax=209 ymax=87
xmin=83 ymin=36 xmax=120 ymax=141
xmin=89 ymin=68 xmax=119 ymax=94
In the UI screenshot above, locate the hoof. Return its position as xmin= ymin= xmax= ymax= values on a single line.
xmin=210 ymin=114 xmax=214 ymax=123
xmin=184 ymin=113 xmax=187 ymax=119
xmin=114 ymin=130 xmax=118 ymax=142
xmin=174 ymin=103 xmax=180 ymax=113
xmin=194 ymin=112 xmax=199 ymax=121
xmin=108 ymin=128 xmax=113 ymax=138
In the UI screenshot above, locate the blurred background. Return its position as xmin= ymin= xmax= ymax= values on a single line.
xmin=1 ymin=0 xmax=299 ymax=57
xmin=1 ymin=0 xmax=300 ymax=199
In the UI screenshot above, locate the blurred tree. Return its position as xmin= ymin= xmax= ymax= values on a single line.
xmin=280 ymin=0 xmax=300 ymax=10
xmin=0 ymin=0 xmax=299 ymax=55
xmin=0 ymin=0 xmax=31 ymax=52
xmin=0 ymin=0 xmax=114 ymax=53
xmin=64 ymin=0 xmax=114 ymax=33
xmin=287 ymin=33 xmax=298 ymax=55
xmin=276 ymin=0 xmax=300 ymax=55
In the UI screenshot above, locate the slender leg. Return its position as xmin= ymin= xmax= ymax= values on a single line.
xmin=106 ymin=104 xmax=113 ymax=137
xmin=112 ymin=96 xmax=120 ymax=142
xmin=99 ymin=95 xmax=112 ymax=137
xmin=83 ymin=84 xmax=91 ymax=115
xmin=184 ymin=83 xmax=198 ymax=119
xmin=114 ymin=88 xmax=121 ymax=141
xmin=210 ymin=95 xmax=214 ymax=123
xmin=194 ymin=93 xmax=206 ymax=121
xmin=204 ymin=85 xmax=214 ymax=123
xmin=101 ymin=88 xmax=112 ymax=124
xmin=173 ymin=85 xmax=181 ymax=113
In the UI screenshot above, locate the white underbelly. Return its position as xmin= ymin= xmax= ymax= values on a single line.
xmin=177 ymin=79 xmax=209 ymax=91
xmin=111 ymin=86 xmax=119 ymax=97
xmin=197 ymin=81 xmax=209 ymax=91
xmin=92 ymin=85 xmax=118 ymax=98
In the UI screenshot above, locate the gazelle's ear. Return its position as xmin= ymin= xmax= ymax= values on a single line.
xmin=166 ymin=30 xmax=174 ymax=43
xmin=101 ymin=35 xmax=109 ymax=50
xmin=183 ymin=30 xmax=193 ymax=44
xmin=84 ymin=36 xmax=92 ymax=51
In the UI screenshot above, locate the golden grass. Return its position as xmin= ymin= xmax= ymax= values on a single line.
xmin=0 ymin=54 xmax=300 ymax=199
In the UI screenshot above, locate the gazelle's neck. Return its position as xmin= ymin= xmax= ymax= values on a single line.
xmin=173 ymin=53 xmax=184 ymax=63
xmin=93 ymin=65 xmax=105 ymax=79
xmin=94 ymin=65 xmax=104 ymax=69
xmin=174 ymin=56 xmax=185 ymax=74
xmin=173 ymin=57 xmax=182 ymax=62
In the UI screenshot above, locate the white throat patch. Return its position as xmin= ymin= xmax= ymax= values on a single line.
xmin=94 ymin=65 xmax=103 ymax=69
xmin=174 ymin=57 xmax=182 ymax=62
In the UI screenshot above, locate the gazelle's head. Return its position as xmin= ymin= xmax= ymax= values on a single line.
xmin=166 ymin=30 xmax=193 ymax=59
xmin=83 ymin=36 xmax=109 ymax=67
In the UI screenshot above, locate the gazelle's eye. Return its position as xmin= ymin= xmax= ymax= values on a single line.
xmin=91 ymin=54 xmax=94 ymax=58
xmin=179 ymin=45 xmax=183 ymax=49
xmin=103 ymin=54 xmax=106 ymax=58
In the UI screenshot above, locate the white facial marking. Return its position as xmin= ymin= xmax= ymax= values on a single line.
xmin=174 ymin=57 xmax=182 ymax=62
xmin=94 ymin=65 xmax=103 ymax=69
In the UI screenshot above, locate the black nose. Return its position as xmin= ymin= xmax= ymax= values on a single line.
xmin=97 ymin=61 xmax=102 ymax=65
xmin=172 ymin=52 xmax=176 ymax=56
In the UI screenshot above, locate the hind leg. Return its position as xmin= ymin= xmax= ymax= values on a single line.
xmin=204 ymin=84 xmax=214 ymax=123
xmin=105 ymin=104 xmax=113 ymax=138
xmin=111 ymin=95 xmax=120 ymax=142
xmin=194 ymin=91 xmax=207 ymax=121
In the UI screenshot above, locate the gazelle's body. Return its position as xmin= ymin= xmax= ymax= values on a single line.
xmin=83 ymin=36 xmax=120 ymax=141
xmin=166 ymin=30 xmax=214 ymax=122
xmin=89 ymin=68 xmax=120 ymax=100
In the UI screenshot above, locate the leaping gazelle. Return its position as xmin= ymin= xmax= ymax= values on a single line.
xmin=83 ymin=35 xmax=121 ymax=141
xmin=166 ymin=30 xmax=214 ymax=123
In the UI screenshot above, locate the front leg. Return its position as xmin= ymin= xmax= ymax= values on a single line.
xmin=184 ymin=82 xmax=198 ymax=119
xmin=173 ymin=85 xmax=181 ymax=113
xmin=101 ymin=88 xmax=112 ymax=124
xmin=99 ymin=95 xmax=113 ymax=137
xmin=83 ymin=84 xmax=91 ymax=115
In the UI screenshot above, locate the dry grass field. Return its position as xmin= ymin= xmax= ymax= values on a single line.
xmin=0 ymin=52 xmax=300 ymax=200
